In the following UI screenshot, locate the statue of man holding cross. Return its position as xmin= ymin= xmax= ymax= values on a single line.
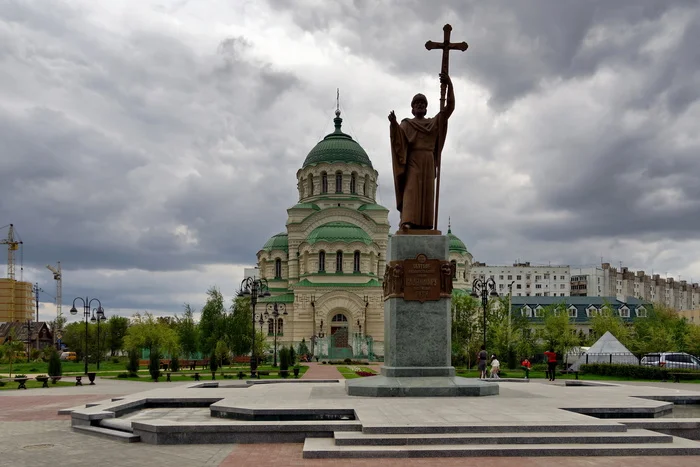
xmin=388 ymin=24 xmax=467 ymax=232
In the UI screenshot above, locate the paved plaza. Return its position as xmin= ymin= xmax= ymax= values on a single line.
xmin=3 ymin=369 xmax=700 ymax=466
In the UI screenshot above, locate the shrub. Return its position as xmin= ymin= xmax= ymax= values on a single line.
xmin=344 ymin=358 xmax=352 ymax=364
xmin=579 ymin=363 xmax=679 ymax=380
xmin=279 ymin=347 xmax=290 ymax=377
xmin=15 ymin=374 xmax=27 ymax=379
xmin=112 ymin=357 xmax=120 ymax=364
xmin=126 ymin=350 xmax=139 ymax=376
xmin=117 ymin=372 xmax=130 ymax=378
xmin=47 ymin=348 xmax=62 ymax=377
xmin=289 ymin=345 xmax=296 ymax=365
xmin=170 ymin=355 xmax=180 ymax=373
xmin=149 ymin=349 xmax=161 ymax=381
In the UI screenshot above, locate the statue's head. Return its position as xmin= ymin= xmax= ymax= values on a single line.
xmin=411 ymin=93 xmax=427 ymax=118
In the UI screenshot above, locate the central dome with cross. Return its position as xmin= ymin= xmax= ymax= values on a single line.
xmin=255 ymin=96 xmax=391 ymax=360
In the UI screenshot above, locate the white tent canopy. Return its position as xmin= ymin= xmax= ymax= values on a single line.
xmin=569 ymin=331 xmax=637 ymax=370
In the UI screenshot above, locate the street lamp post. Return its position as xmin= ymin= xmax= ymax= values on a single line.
xmin=90 ymin=308 xmax=107 ymax=370
xmin=470 ymin=278 xmax=499 ymax=349
xmin=237 ymin=277 xmax=270 ymax=378
xmin=70 ymin=297 xmax=103 ymax=375
xmin=265 ymin=303 xmax=287 ymax=367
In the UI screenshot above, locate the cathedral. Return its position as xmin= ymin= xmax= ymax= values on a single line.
xmin=253 ymin=109 xmax=472 ymax=359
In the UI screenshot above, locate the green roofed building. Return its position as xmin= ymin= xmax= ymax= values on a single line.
xmin=254 ymin=109 xmax=391 ymax=360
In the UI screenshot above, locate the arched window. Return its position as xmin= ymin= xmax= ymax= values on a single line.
xmin=335 ymin=171 xmax=343 ymax=193
xmin=364 ymin=175 xmax=370 ymax=196
xmin=277 ymin=318 xmax=284 ymax=335
xmin=267 ymin=319 xmax=274 ymax=335
xmin=350 ymin=173 xmax=357 ymax=194
xmin=318 ymin=250 xmax=325 ymax=272
xmin=308 ymin=174 xmax=314 ymax=196
xmin=332 ymin=313 xmax=348 ymax=322
xmin=321 ymin=172 xmax=328 ymax=193
xmin=450 ymin=260 xmax=457 ymax=279
xmin=353 ymin=250 xmax=361 ymax=273
xmin=275 ymin=258 xmax=282 ymax=279
xmin=336 ymin=250 xmax=343 ymax=272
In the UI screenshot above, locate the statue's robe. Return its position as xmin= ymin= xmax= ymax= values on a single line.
xmin=389 ymin=111 xmax=448 ymax=230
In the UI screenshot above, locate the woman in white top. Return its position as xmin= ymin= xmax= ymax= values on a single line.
xmin=490 ymin=354 xmax=500 ymax=379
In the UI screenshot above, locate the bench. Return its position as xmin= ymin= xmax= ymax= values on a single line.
xmin=668 ymin=372 xmax=700 ymax=383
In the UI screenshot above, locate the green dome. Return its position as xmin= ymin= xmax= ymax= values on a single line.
xmin=290 ymin=203 xmax=320 ymax=211
xmin=302 ymin=112 xmax=373 ymax=169
xmin=307 ymin=222 xmax=373 ymax=245
xmin=447 ymin=227 xmax=468 ymax=254
xmin=262 ymin=232 xmax=289 ymax=252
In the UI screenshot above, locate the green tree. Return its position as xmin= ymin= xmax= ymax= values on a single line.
xmin=214 ymin=339 xmax=229 ymax=374
xmin=227 ymin=296 xmax=253 ymax=356
xmin=176 ymin=304 xmax=199 ymax=358
xmin=630 ymin=303 xmax=678 ymax=355
xmin=538 ymin=304 xmax=578 ymax=357
xmin=686 ymin=324 xmax=700 ymax=356
xmin=123 ymin=312 xmax=179 ymax=356
xmin=106 ymin=316 xmax=129 ymax=356
xmin=47 ymin=348 xmax=62 ymax=377
xmin=198 ymin=287 xmax=226 ymax=355
xmin=253 ymin=330 xmax=270 ymax=363
xmin=209 ymin=351 xmax=218 ymax=379
xmin=451 ymin=293 xmax=479 ymax=367
xmin=3 ymin=332 xmax=25 ymax=378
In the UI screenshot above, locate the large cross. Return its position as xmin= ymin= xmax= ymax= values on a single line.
xmin=425 ymin=24 xmax=468 ymax=111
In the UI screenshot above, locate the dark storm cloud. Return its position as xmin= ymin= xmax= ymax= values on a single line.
xmin=0 ymin=1 xmax=302 ymax=277
xmin=3 ymin=0 xmax=700 ymax=315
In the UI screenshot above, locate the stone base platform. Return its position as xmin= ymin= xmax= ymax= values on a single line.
xmin=345 ymin=376 xmax=499 ymax=397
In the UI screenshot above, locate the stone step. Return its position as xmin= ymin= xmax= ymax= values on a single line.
xmin=303 ymin=435 xmax=700 ymax=458
xmin=72 ymin=425 xmax=141 ymax=443
xmin=362 ymin=421 xmax=627 ymax=434
xmin=334 ymin=429 xmax=672 ymax=446
xmin=99 ymin=418 xmax=134 ymax=433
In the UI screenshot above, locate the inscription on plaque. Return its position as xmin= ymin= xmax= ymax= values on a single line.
xmin=383 ymin=254 xmax=453 ymax=302
xmin=403 ymin=254 xmax=441 ymax=302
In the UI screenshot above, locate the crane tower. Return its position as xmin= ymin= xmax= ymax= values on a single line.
xmin=46 ymin=262 xmax=62 ymax=323
xmin=1 ymin=224 xmax=22 ymax=280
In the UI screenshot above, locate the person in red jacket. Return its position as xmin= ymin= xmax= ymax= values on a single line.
xmin=544 ymin=348 xmax=557 ymax=381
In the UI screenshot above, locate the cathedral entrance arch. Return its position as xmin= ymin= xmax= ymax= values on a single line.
xmin=329 ymin=312 xmax=352 ymax=359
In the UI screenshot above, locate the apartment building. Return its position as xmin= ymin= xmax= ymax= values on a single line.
xmin=570 ymin=263 xmax=700 ymax=311
xmin=469 ymin=262 xmax=570 ymax=297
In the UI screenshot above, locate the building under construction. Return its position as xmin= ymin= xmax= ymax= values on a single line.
xmin=0 ymin=278 xmax=34 ymax=322
xmin=0 ymin=223 xmax=33 ymax=322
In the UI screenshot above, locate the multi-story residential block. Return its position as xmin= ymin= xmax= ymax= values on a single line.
xmin=469 ymin=262 xmax=570 ymax=297
xmin=570 ymin=263 xmax=700 ymax=312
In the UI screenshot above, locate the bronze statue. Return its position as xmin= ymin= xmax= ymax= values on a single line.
xmin=388 ymin=24 xmax=467 ymax=232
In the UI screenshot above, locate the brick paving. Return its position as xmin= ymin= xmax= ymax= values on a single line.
xmin=220 ymin=443 xmax=700 ymax=466
xmin=0 ymin=394 xmax=119 ymax=421
xmin=301 ymin=362 xmax=344 ymax=380
xmin=3 ymin=379 xmax=700 ymax=466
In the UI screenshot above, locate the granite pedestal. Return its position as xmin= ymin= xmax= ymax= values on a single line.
xmin=346 ymin=234 xmax=498 ymax=397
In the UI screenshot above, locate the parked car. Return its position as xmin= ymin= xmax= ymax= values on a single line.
xmin=60 ymin=351 xmax=77 ymax=361
xmin=641 ymin=352 xmax=700 ymax=370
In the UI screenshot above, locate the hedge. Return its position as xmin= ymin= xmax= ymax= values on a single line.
xmin=578 ymin=363 xmax=700 ymax=380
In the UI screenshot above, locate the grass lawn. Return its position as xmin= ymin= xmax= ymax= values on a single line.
xmin=0 ymin=379 xmax=75 ymax=391
xmin=101 ymin=365 xmax=310 ymax=383
xmin=336 ymin=366 xmax=378 ymax=379
xmin=0 ymin=360 xmax=127 ymax=376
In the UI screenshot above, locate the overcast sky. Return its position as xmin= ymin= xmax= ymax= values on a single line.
xmin=2 ymin=0 xmax=700 ymax=321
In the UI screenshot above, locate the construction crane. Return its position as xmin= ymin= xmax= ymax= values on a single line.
xmin=46 ymin=262 xmax=62 ymax=342
xmin=1 ymin=224 xmax=23 ymax=321
xmin=1 ymin=224 xmax=23 ymax=280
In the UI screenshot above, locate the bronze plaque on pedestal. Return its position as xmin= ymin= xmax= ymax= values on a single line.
xmin=383 ymin=254 xmax=454 ymax=302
